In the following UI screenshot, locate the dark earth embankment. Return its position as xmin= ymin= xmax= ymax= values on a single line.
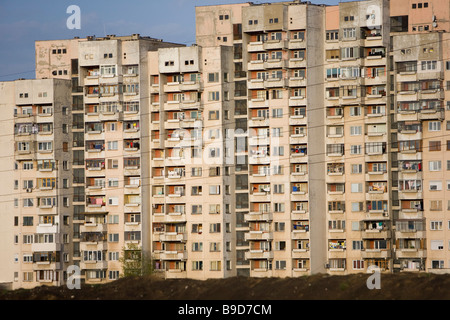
xmin=0 ymin=272 xmax=449 ymax=300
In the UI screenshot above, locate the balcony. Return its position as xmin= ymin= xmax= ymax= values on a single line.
xmin=361 ymin=229 xmax=391 ymax=239
xmin=245 ymin=212 xmax=273 ymax=222
xmin=155 ymin=251 xmax=187 ymax=261
xmin=152 ymin=213 xmax=187 ymax=224
xmin=247 ymin=41 xmax=265 ymax=52
xmin=32 ymin=261 xmax=62 ymax=273
xmin=245 ymin=250 xmax=274 ymax=260
xmin=290 ymin=133 xmax=307 ymax=145
xmin=288 ymin=38 xmax=305 ymax=50
xmin=180 ymin=81 xmax=202 ymax=92
xmin=80 ymin=260 xmax=108 ymax=270
xmin=289 ymin=96 xmax=306 ymax=106
xmin=163 ymin=82 xmax=182 ymax=93
xmin=264 ymin=59 xmax=286 ymax=69
xmin=264 ymin=77 xmax=287 ymax=88
xmin=31 ymin=242 xmax=61 ymax=252
xmin=248 ymin=117 xmax=270 ymax=128
xmin=248 ymin=60 xmax=265 ymax=71
xmin=248 ymin=79 xmax=265 ymax=90
xmin=287 ymin=58 xmax=306 ymax=69
xmin=361 ymin=249 xmax=391 ymax=259
xmin=80 ymin=223 xmax=107 ymax=233
xmin=180 ymin=100 xmax=202 ymax=111
xmin=158 ymin=232 xmax=187 ymax=242
xmin=288 ymin=77 xmax=306 ymax=88
xmin=395 ymin=249 xmax=426 ymax=259
xmin=245 ymin=231 xmax=273 ymax=241
xmin=289 ymin=115 xmax=307 ymax=126
xmin=291 ymin=229 xmax=310 ymax=240
xmin=263 ymin=39 xmax=287 ymax=51
xmin=397 ymin=71 xmax=418 ymax=83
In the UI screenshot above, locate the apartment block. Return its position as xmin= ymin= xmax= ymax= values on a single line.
xmin=147 ymin=45 xmax=238 ymax=278
xmin=33 ymin=35 xmax=183 ymax=285
xmin=4 ymin=0 xmax=450 ymax=289
xmin=0 ymin=78 xmax=73 ymax=289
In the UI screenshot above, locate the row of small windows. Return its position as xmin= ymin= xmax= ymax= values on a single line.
xmin=412 ymin=2 xmax=429 ymax=9
xmin=84 ymin=53 xmax=113 ymax=60
xmin=164 ymin=60 xmax=195 ymax=67
xmin=18 ymin=92 xmax=47 ymax=98
xmin=52 ymin=48 xmax=67 ymax=54
xmin=248 ymin=18 xmax=280 ymax=25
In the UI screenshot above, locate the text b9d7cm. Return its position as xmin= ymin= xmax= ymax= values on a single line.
xmin=223 ymin=305 xmax=272 ymax=316
xmin=178 ymin=304 xmax=272 ymax=317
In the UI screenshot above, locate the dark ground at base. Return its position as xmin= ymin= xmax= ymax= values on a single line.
xmin=0 ymin=272 xmax=449 ymax=300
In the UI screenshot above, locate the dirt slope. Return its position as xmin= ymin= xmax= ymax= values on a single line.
xmin=0 ymin=273 xmax=449 ymax=300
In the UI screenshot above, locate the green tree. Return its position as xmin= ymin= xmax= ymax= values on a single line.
xmin=119 ymin=243 xmax=154 ymax=278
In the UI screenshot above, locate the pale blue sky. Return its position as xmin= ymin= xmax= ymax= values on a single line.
xmin=0 ymin=0 xmax=344 ymax=81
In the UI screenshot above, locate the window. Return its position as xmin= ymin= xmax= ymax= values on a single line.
xmin=350 ymin=126 xmax=362 ymax=136
xmin=38 ymin=142 xmax=52 ymax=151
xmin=429 ymin=141 xmax=441 ymax=151
xmin=191 ymin=167 xmax=202 ymax=177
xmin=430 ymin=200 xmax=442 ymax=211
xmin=350 ymin=145 xmax=362 ymax=155
xmin=107 ymin=141 xmax=118 ymax=151
xmin=342 ymin=28 xmax=356 ymax=39
xmin=23 ymin=217 xmax=33 ymax=226
xmin=351 ymin=183 xmax=363 ymax=193
xmin=341 ymin=47 xmax=358 ymax=59
xmin=352 ymin=202 xmax=364 ymax=212
xmin=23 ymin=198 xmax=34 ymax=208
xmin=429 ymin=161 xmax=442 ymax=171
xmin=430 ymin=240 xmax=444 ymax=250
xmin=326 ymin=68 xmax=340 ymax=79
xmin=272 ymin=89 xmax=283 ymax=99
xmin=100 ymin=65 xmax=116 ymax=76
xmin=353 ymin=260 xmax=365 ymax=270
xmin=429 ymin=122 xmax=441 ymax=131
xmin=350 ymin=106 xmax=361 ymax=116
xmin=352 ymin=241 xmax=364 ymax=250
xmin=274 ymin=203 xmax=285 ymax=213
xmin=326 ymin=30 xmax=339 ymax=41
xmin=430 ymin=221 xmax=443 ymax=231
xmin=209 ymin=185 xmax=221 ymax=195
xmin=108 ymin=233 xmax=119 ymax=242
xmin=421 ymin=60 xmax=437 ymax=71
xmin=208 ymin=73 xmax=219 ymax=83
xmin=210 ymin=223 xmax=221 ymax=233
xmin=208 ymin=110 xmax=220 ymax=120
xmin=429 ymin=181 xmax=442 ymax=191
xmin=351 ymin=164 xmax=363 ymax=174
xmin=208 ymin=92 xmax=220 ymax=101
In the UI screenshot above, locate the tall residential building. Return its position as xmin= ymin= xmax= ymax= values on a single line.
xmin=148 ymin=45 xmax=237 ymax=278
xmin=33 ymin=35 xmax=183 ymax=285
xmin=4 ymin=0 xmax=450 ymax=289
xmin=0 ymin=78 xmax=73 ymax=289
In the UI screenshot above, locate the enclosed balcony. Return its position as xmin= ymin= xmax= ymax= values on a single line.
xmin=85 ymin=140 xmax=105 ymax=153
xmin=326 ymin=163 xmax=344 ymax=177
xmin=85 ymin=159 xmax=105 ymax=172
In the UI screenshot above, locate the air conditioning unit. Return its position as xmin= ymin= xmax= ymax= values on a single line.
xmin=324 ymin=263 xmax=330 ymax=269
xmin=26 ymin=188 xmax=32 ymax=193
